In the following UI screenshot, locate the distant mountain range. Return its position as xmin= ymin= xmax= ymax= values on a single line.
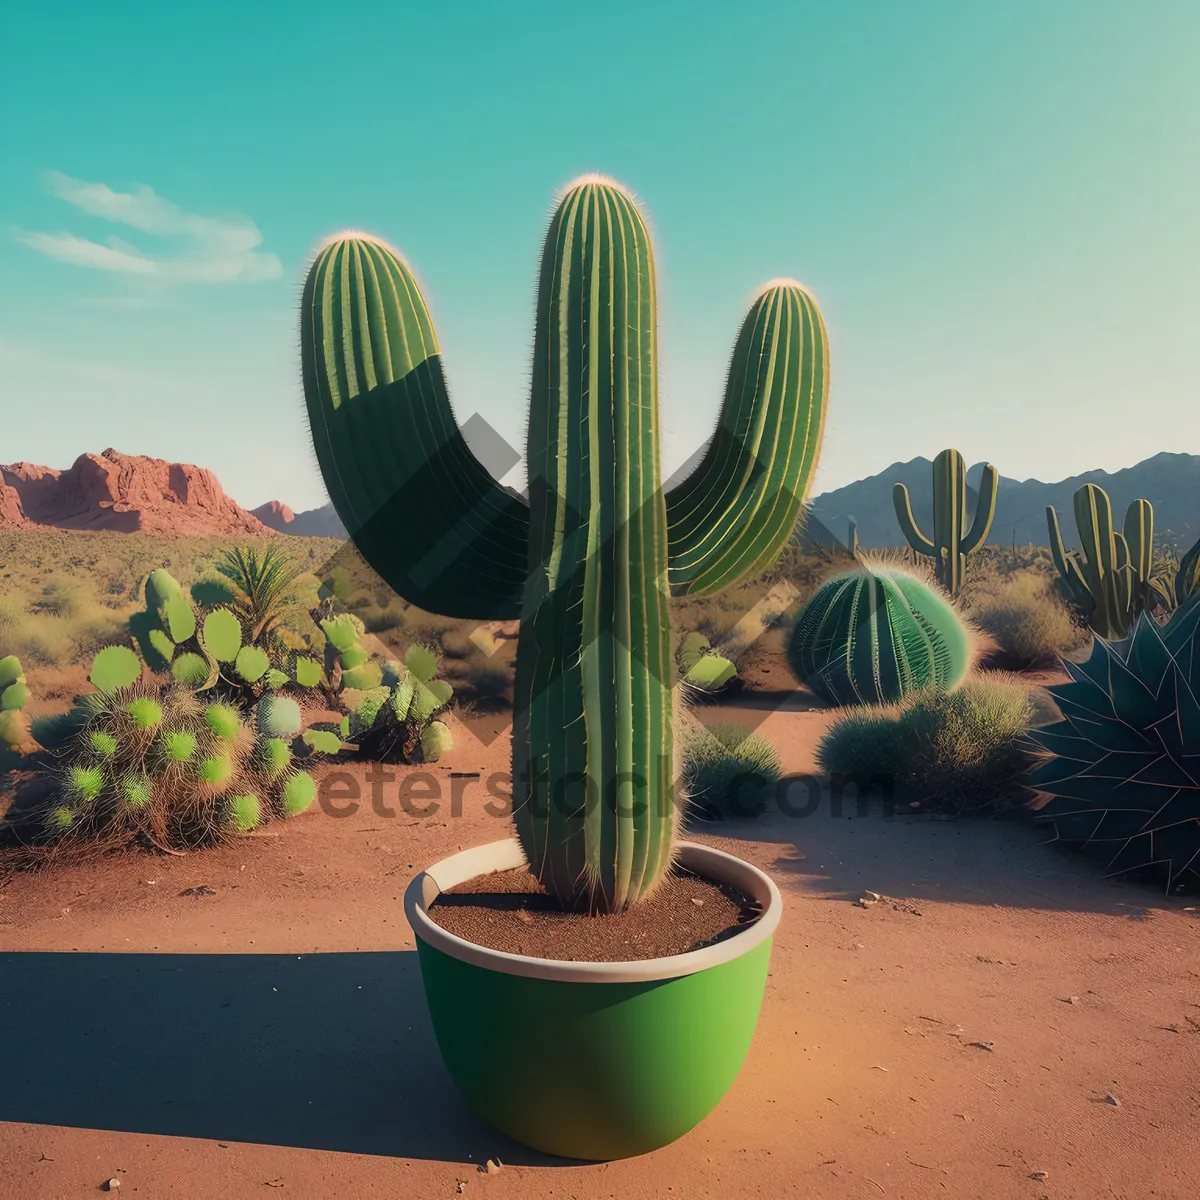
xmin=5 ymin=449 xmax=1196 ymax=553
xmin=806 ymin=452 xmax=1200 ymax=551
xmin=250 ymin=499 xmax=347 ymax=539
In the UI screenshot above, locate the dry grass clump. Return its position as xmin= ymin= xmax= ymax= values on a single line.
xmin=816 ymin=675 xmax=1040 ymax=814
xmin=679 ymin=720 xmax=782 ymax=820
xmin=965 ymin=569 xmax=1089 ymax=670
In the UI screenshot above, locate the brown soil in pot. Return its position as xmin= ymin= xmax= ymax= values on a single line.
xmin=427 ymin=866 xmax=761 ymax=961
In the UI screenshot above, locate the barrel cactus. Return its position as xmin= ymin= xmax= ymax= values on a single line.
xmin=893 ymin=449 xmax=997 ymax=595
xmin=1030 ymin=595 xmax=1200 ymax=888
xmin=301 ymin=175 xmax=829 ymax=912
xmin=787 ymin=562 xmax=975 ymax=706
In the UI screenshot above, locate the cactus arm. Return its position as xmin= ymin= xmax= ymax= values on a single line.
xmin=1177 ymin=533 xmax=1200 ymax=607
xmin=302 ymin=236 xmax=528 ymax=620
xmin=664 ymin=282 xmax=829 ymax=596
xmin=893 ymin=483 xmax=936 ymax=555
xmin=1074 ymin=483 xmax=1122 ymax=640
xmin=1047 ymin=504 xmax=1097 ymax=618
xmin=960 ymin=462 xmax=998 ymax=554
xmin=1123 ymin=500 xmax=1154 ymax=585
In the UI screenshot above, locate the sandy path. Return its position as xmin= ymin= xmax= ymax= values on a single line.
xmin=2 ymin=707 xmax=1198 ymax=1199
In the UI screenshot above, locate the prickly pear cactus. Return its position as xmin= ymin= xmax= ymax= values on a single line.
xmin=0 ymin=655 xmax=33 ymax=752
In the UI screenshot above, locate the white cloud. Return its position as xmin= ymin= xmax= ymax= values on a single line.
xmin=13 ymin=171 xmax=283 ymax=284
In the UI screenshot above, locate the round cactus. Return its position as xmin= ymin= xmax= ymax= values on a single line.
xmin=203 ymin=703 xmax=241 ymax=740
xmin=255 ymin=696 xmax=302 ymax=738
xmin=89 ymin=730 xmax=119 ymax=759
xmin=120 ymin=773 xmax=153 ymax=809
xmin=787 ymin=563 xmax=974 ymax=706
xmin=161 ymin=729 xmax=196 ymax=762
xmin=126 ymin=697 xmax=164 ymax=729
xmin=421 ymin=720 xmax=454 ymax=762
xmin=0 ymin=655 xmax=24 ymax=690
xmin=259 ymin=736 xmax=293 ymax=777
xmin=68 ymin=765 xmax=105 ymax=802
xmin=0 ymin=709 xmax=31 ymax=752
xmin=171 ymin=652 xmax=210 ymax=687
xmin=282 ymin=771 xmax=316 ymax=815
xmin=198 ymin=753 xmax=234 ymax=788
xmin=226 ymin=793 xmax=261 ymax=832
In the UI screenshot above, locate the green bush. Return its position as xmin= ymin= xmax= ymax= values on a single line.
xmin=817 ymin=676 xmax=1038 ymax=814
xmin=681 ymin=721 xmax=781 ymax=820
xmin=966 ymin=570 xmax=1088 ymax=670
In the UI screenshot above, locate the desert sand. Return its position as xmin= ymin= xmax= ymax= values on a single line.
xmin=2 ymin=701 xmax=1198 ymax=1199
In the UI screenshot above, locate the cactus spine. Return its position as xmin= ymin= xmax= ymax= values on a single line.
xmin=300 ymin=176 xmax=829 ymax=912
xmin=1046 ymin=484 xmax=1166 ymax=640
xmin=893 ymin=449 xmax=997 ymax=594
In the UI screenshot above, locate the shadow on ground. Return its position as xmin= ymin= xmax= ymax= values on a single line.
xmin=0 ymin=949 xmax=563 ymax=1165
xmin=698 ymin=778 xmax=1174 ymax=919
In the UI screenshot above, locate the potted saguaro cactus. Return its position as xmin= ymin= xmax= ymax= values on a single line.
xmin=300 ymin=176 xmax=828 ymax=1158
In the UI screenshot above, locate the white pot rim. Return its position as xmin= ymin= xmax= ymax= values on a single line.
xmin=403 ymin=838 xmax=782 ymax=984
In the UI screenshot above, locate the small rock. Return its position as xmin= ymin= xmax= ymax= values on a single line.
xmin=515 ymin=910 xmax=533 ymax=924
xmin=1104 ymin=1093 xmax=1121 ymax=1106
xmin=864 ymin=890 xmax=882 ymax=902
xmin=179 ymin=885 xmax=217 ymax=897
xmin=1062 ymin=996 xmax=1079 ymax=1005
xmin=691 ymin=898 xmax=704 ymax=907
xmin=103 ymin=1181 xmax=120 ymax=1192
xmin=853 ymin=898 xmax=874 ymax=909
xmin=1029 ymin=1171 xmax=1049 ymax=1182
xmin=967 ymin=1041 xmax=995 ymax=1052
xmin=486 ymin=1159 xmax=502 ymax=1174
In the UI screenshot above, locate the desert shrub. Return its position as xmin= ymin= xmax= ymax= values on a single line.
xmin=681 ymin=721 xmax=781 ymax=820
xmin=966 ymin=570 xmax=1089 ymax=670
xmin=440 ymin=629 xmax=477 ymax=659
xmin=459 ymin=659 xmax=511 ymax=701
xmin=816 ymin=676 xmax=1038 ymax=814
xmin=361 ymin=599 xmax=407 ymax=635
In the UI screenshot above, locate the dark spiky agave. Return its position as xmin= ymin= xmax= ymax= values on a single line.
xmin=1029 ymin=594 xmax=1200 ymax=888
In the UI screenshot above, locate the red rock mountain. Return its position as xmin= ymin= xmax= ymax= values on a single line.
xmin=0 ymin=479 xmax=29 ymax=528
xmin=250 ymin=500 xmax=296 ymax=531
xmin=0 ymin=449 xmax=269 ymax=536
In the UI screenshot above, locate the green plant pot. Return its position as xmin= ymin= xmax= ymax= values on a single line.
xmin=404 ymin=838 xmax=781 ymax=1161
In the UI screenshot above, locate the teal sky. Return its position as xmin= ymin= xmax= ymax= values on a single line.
xmin=2 ymin=1 xmax=1196 ymax=512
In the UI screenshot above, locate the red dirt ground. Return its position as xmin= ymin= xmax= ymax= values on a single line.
xmin=2 ymin=704 xmax=1198 ymax=1199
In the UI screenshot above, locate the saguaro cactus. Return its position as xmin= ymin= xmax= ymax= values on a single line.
xmin=893 ymin=448 xmax=997 ymax=594
xmin=301 ymin=176 xmax=829 ymax=912
xmin=1046 ymin=484 xmax=1167 ymax=640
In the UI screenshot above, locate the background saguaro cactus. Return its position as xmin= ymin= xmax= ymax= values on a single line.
xmin=1046 ymin=484 xmax=1169 ymax=639
xmin=893 ymin=448 xmax=997 ymax=594
xmin=301 ymin=175 xmax=829 ymax=913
